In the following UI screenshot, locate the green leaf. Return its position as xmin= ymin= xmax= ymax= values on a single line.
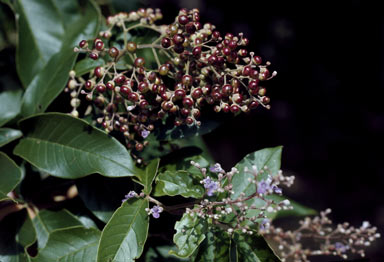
xmin=0 ymin=152 xmax=22 ymax=201
xmin=19 ymin=0 xmax=100 ymax=116
xmin=145 ymin=246 xmax=188 ymax=262
xmin=14 ymin=113 xmax=141 ymax=179
xmin=135 ymin=158 xmax=160 ymax=195
xmin=233 ymin=233 xmax=281 ymax=262
xmin=32 ymin=226 xmax=101 ymax=262
xmin=77 ymin=175 xmax=135 ymax=223
xmin=74 ymin=57 xmax=105 ymax=76
xmin=153 ymin=170 xmax=204 ymax=198
xmin=20 ymin=48 xmax=77 ymax=116
xmin=170 ymin=212 xmax=207 ymax=258
xmin=0 ymin=128 xmax=22 ymax=147
xmin=159 ymin=147 xmax=209 ymax=179
xmin=0 ymin=209 xmax=34 ymax=262
xmin=192 ymin=229 xmax=230 ymax=262
xmin=97 ymin=198 xmax=149 ymax=262
xmin=14 ymin=0 xmax=100 ymax=88
xmin=32 ymin=209 xmax=82 ymax=249
xmin=0 ymin=89 xmax=22 ymax=127
xmin=231 ymin=146 xmax=283 ymax=199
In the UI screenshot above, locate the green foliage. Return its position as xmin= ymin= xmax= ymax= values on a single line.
xmin=0 ymin=128 xmax=22 ymax=147
xmin=170 ymin=212 xmax=207 ymax=258
xmin=0 ymin=89 xmax=22 ymax=127
xmin=191 ymin=229 xmax=231 ymax=262
xmin=0 ymin=152 xmax=22 ymax=201
xmin=32 ymin=226 xmax=101 ymax=262
xmin=14 ymin=113 xmax=141 ymax=179
xmin=14 ymin=0 xmax=100 ymax=89
xmin=154 ymin=170 xmax=204 ymax=198
xmin=97 ymin=198 xmax=149 ymax=262
xmin=135 ymin=158 xmax=160 ymax=195
xmin=32 ymin=209 xmax=82 ymax=249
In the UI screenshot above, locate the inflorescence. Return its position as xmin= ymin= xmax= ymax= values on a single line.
xmin=66 ymin=8 xmax=276 ymax=156
xmin=264 ymin=209 xmax=381 ymax=262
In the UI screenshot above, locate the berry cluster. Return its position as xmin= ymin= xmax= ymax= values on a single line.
xmin=264 ymin=209 xmax=381 ymax=262
xmin=66 ymin=8 xmax=276 ymax=155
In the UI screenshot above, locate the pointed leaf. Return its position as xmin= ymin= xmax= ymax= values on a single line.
xmin=0 ymin=128 xmax=22 ymax=147
xmin=32 ymin=209 xmax=82 ymax=249
xmin=0 ymin=89 xmax=22 ymax=127
xmin=0 ymin=152 xmax=22 ymax=201
xmin=14 ymin=0 xmax=100 ymax=88
xmin=14 ymin=113 xmax=141 ymax=179
xmin=136 ymin=158 xmax=160 ymax=195
xmin=97 ymin=198 xmax=149 ymax=262
xmin=32 ymin=226 xmax=101 ymax=262
xmin=19 ymin=0 xmax=101 ymax=116
xmin=232 ymin=146 xmax=283 ymax=199
xmin=170 ymin=212 xmax=207 ymax=258
xmin=234 ymin=233 xmax=281 ymax=262
xmin=192 ymin=229 xmax=230 ymax=262
xmin=154 ymin=170 xmax=204 ymax=198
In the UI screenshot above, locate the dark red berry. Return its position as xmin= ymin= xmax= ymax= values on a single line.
xmin=139 ymin=100 xmax=149 ymax=109
xmin=185 ymin=22 xmax=196 ymax=34
xmin=248 ymin=80 xmax=259 ymax=90
xmin=242 ymin=65 xmax=252 ymax=76
xmin=89 ymin=52 xmax=98 ymax=60
xmin=94 ymin=66 xmax=104 ymax=78
xmin=128 ymin=92 xmax=139 ymax=102
xmin=185 ymin=117 xmax=194 ymax=125
xmin=173 ymin=45 xmax=184 ymax=54
xmin=135 ymin=143 xmax=144 ymax=151
xmin=182 ymin=75 xmax=193 ymax=86
xmin=85 ymin=80 xmax=93 ymax=90
xmin=161 ymin=38 xmax=171 ymax=48
xmin=120 ymin=85 xmax=131 ymax=95
xmin=222 ymin=47 xmax=231 ymax=56
xmin=172 ymin=34 xmax=184 ymax=45
xmin=79 ymin=40 xmax=88 ymax=48
xmin=95 ymin=40 xmax=104 ymax=51
xmin=253 ymin=56 xmax=262 ymax=65
xmin=228 ymin=40 xmax=237 ymax=50
xmin=212 ymin=31 xmax=221 ymax=40
xmin=134 ymin=57 xmax=145 ymax=67
xmin=182 ymin=97 xmax=194 ymax=107
xmin=174 ymin=89 xmax=186 ymax=99
xmin=238 ymin=49 xmax=247 ymax=56
xmin=222 ymin=104 xmax=230 ymax=113
xmin=249 ymin=101 xmax=259 ymax=109
xmin=106 ymin=81 xmax=115 ymax=90
xmin=96 ymin=84 xmax=106 ymax=93
xmin=181 ymin=108 xmax=190 ymax=116
xmin=109 ymin=47 xmax=119 ymax=58
xmin=262 ymin=96 xmax=270 ymax=104
xmin=211 ymin=92 xmax=222 ymax=101
xmin=208 ymin=55 xmax=218 ymax=65
xmin=178 ymin=15 xmax=189 ymax=25
xmin=138 ymin=82 xmax=149 ymax=93
xmin=115 ymin=75 xmax=126 ymax=85
xmin=192 ymin=46 xmax=202 ymax=57
xmin=230 ymin=104 xmax=240 ymax=113
xmin=221 ymin=84 xmax=233 ymax=96
xmin=192 ymin=88 xmax=203 ymax=99
xmin=250 ymin=69 xmax=259 ymax=79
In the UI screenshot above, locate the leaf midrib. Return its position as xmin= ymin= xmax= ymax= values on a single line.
xmin=22 ymin=137 xmax=133 ymax=174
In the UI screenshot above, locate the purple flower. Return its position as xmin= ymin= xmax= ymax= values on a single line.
xmin=150 ymin=205 xmax=163 ymax=219
xmin=209 ymin=163 xmax=224 ymax=173
xmin=141 ymin=130 xmax=150 ymax=138
xmin=257 ymin=178 xmax=272 ymax=194
xmin=122 ymin=191 xmax=137 ymax=202
xmin=272 ymin=185 xmax=282 ymax=194
xmin=202 ymin=177 xmax=219 ymax=196
xmin=334 ymin=242 xmax=348 ymax=253
xmin=259 ymin=218 xmax=270 ymax=231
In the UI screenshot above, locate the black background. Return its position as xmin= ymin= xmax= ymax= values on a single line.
xmin=131 ymin=0 xmax=384 ymax=260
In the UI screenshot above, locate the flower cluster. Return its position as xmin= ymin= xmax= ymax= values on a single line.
xmin=187 ymin=161 xmax=294 ymax=234
xmin=145 ymin=205 xmax=163 ymax=219
xmin=264 ymin=209 xmax=381 ymax=262
xmin=66 ymin=7 xmax=275 ymax=157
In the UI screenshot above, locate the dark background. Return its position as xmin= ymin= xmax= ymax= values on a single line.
xmin=129 ymin=0 xmax=384 ymax=260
